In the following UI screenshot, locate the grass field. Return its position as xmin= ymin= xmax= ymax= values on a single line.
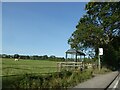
xmin=2 ymin=58 xmax=58 ymax=76
xmin=2 ymin=58 xmax=111 ymax=88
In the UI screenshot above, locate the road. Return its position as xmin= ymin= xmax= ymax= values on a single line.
xmin=118 ymin=79 xmax=120 ymax=89
xmin=72 ymin=71 xmax=119 ymax=89
xmin=107 ymin=71 xmax=120 ymax=90
xmin=115 ymin=74 xmax=120 ymax=90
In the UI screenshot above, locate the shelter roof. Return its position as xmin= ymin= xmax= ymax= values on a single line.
xmin=66 ymin=49 xmax=85 ymax=56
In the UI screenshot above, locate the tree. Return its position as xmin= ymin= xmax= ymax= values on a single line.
xmin=49 ymin=55 xmax=56 ymax=59
xmin=68 ymin=2 xmax=120 ymax=69
xmin=2 ymin=54 xmax=8 ymax=58
xmin=43 ymin=55 xmax=48 ymax=59
xmin=69 ymin=2 xmax=120 ymax=48
xmin=14 ymin=54 xmax=19 ymax=59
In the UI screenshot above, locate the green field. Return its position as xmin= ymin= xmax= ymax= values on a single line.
xmin=2 ymin=58 xmax=111 ymax=89
xmin=2 ymin=58 xmax=58 ymax=76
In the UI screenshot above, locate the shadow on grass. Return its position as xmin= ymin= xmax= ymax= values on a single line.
xmin=3 ymin=67 xmax=31 ymax=71
xmin=3 ymin=66 xmax=57 ymax=70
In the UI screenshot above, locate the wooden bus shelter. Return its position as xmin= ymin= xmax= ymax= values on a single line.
xmin=65 ymin=48 xmax=85 ymax=62
xmin=57 ymin=49 xmax=85 ymax=71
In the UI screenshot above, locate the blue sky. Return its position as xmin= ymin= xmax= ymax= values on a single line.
xmin=2 ymin=2 xmax=87 ymax=57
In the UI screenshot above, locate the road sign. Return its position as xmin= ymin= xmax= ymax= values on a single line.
xmin=99 ymin=48 xmax=103 ymax=55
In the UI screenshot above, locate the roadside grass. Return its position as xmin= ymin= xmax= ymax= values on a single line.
xmin=2 ymin=69 xmax=93 ymax=89
xmin=93 ymin=67 xmax=111 ymax=75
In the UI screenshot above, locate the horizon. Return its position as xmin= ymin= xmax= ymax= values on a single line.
xmin=2 ymin=2 xmax=87 ymax=57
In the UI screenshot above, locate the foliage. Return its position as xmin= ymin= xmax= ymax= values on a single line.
xmin=2 ymin=70 xmax=93 ymax=89
xmin=3 ymin=67 xmax=111 ymax=89
xmin=1 ymin=54 xmax=65 ymax=61
xmin=92 ymin=67 xmax=111 ymax=75
xmin=14 ymin=54 xmax=19 ymax=59
xmin=68 ymin=2 xmax=120 ymax=69
xmin=102 ymin=44 xmax=120 ymax=70
xmin=69 ymin=2 xmax=120 ymax=48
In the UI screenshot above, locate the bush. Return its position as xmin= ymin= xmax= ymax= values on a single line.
xmin=93 ymin=67 xmax=111 ymax=75
xmin=3 ymin=69 xmax=93 ymax=89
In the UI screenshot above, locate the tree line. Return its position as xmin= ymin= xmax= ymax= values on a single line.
xmin=0 ymin=54 xmax=65 ymax=61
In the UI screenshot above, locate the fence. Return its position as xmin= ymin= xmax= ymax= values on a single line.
xmin=57 ymin=62 xmax=85 ymax=72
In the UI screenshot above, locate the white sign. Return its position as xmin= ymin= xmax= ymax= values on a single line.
xmin=99 ymin=48 xmax=103 ymax=55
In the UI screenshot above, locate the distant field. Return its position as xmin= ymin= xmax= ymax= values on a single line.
xmin=2 ymin=58 xmax=58 ymax=76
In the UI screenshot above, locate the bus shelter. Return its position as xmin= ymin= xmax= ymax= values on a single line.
xmin=65 ymin=49 xmax=85 ymax=62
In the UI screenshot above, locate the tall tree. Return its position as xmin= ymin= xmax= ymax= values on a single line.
xmin=68 ymin=2 xmax=120 ymax=69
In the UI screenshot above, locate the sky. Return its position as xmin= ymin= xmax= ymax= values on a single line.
xmin=2 ymin=0 xmax=90 ymax=2
xmin=2 ymin=2 xmax=87 ymax=57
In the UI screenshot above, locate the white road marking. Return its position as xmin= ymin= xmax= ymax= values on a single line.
xmin=113 ymin=75 xmax=120 ymax=89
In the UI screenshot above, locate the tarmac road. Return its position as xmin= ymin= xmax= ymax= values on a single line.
xmin=73 ymin=71 xmax=119 ymax=89
xmin=118 ymin=79 xmax=120 ymax=89
xmin=115 ymin=79 xmax=120 ymax=90
xmin=108 ymin=70 xmax=120 ymax=90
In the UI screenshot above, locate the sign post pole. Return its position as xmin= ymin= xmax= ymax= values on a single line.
xmin=98 ymin=54 xmax=101 ymax=71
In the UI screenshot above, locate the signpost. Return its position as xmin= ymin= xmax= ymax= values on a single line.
xmin=99 ymin=48 xmax=103 ymax=55
xmin=98 ymin=48 xmax=103 ymax=70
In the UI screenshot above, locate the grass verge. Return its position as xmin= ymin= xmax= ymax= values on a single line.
xmin=2 ymin=69 xmax=93 ymax=89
